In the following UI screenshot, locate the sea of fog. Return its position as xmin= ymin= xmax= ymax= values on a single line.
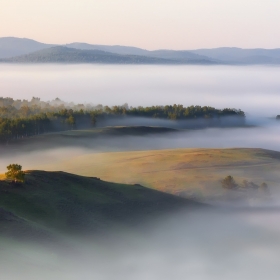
xmin=1 ymin=64 xmax=280 ymax=117
xmin=1 ymin=65 xmax=280 ymax=279
xmin=2 ymin=210 xmax=280 ymax=280
xmin=1 ymin=64 xmax=280 ymax=170
xmin=1 ymin=123 xmax=280 ymax=173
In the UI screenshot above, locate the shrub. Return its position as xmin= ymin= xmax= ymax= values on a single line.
xmin=5 ymin=164 xmax=25 ymax=183
xmin=221 ymin=175 xmax=237 ymax=189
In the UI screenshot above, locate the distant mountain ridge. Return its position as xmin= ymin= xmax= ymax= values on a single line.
xmin=2 ymin=46 xmax=215 ymax=64
xmin=1 ymin=37 xmax=280 ymax=64
xmin=191 ymin=47 xmax=280 ymax=59
xmin=65 ymin=42 xmax=210 ymax=61
xmin=0 ymin=37 xmax=54 ymax=58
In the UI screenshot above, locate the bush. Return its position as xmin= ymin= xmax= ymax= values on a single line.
xmin=5 ymin=164 xmax=25 ymax=183
xmin=221 ymin=175 xmax=237 ymax=189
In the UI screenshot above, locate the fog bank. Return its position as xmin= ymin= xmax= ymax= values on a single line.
xmin=0 ymin=117 xmax=280 ymax=173
xmin=1 ymin=209 xmax=280 ymax=280
xmin=1 ymin=64 xmax=280 ymax=116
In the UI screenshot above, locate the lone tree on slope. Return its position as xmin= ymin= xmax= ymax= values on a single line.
xmin=5 ymin=164 xmax=25 ymax=183
xmin=221 ymin=175 xmax=238 ymax=189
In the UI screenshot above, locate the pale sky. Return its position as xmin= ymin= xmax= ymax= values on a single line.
xmin=1 ymin=0 xmax=279 ymax=49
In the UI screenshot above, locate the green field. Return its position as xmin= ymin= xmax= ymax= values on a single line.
xmin=43 ymin=148 xmax=280 ymax=201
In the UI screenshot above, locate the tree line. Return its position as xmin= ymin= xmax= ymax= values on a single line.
xmin=221 ymin=175 xmax=270 ymax=200
xmin=0 ymin=97 xmax=245 ymax=143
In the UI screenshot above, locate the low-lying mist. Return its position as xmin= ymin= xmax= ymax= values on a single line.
xmin=1 ymin=209 xmax=280 ymax=280
xmin=95 ymin=115 xmax=246 ymax=129
xmin=0 ymin=116 xmax=279 ymax=173
xmin=1 ymin=64 xmax=280 ymax=279
xmin=1 ymin=64 xmax=280 ymax=116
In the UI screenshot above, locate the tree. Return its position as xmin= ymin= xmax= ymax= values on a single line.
xmin=221 ymin=175 xmax=237 ymax=189
xmin=90 ymin=112 xmax=97 ymax=126
xmin=5 ymin=164 xmax=25 ymax=183
xmin=66 ymin=115 xmax=75 ymax=129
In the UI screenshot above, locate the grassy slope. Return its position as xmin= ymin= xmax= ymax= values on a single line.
xmin=0 ymin=171 xmax=200 ymax=242
xmin=44 ymin=148 xmax=280 ymax=201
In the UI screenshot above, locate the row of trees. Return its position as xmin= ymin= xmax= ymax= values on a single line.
xmin=221 ymin=175 xmax=270 ymax=196
xmin=0 ymin=110 xmax=97 ymax=143
xmin=0 ymin=97 xmax=245 ymax=143
xmin=100 ymin=104 xmax=245 ymax=120
xmin=0 ymin=97 xmax=92 ymax=114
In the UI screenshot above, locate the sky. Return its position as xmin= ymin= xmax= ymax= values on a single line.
xmin=1 ymin=0 xmax=280 ymax=49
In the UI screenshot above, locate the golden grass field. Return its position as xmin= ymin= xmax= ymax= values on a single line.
xmin=42 ymin=148 xmax=280 ymax=200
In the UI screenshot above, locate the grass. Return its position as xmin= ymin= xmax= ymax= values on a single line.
xmin=0 ymin=170 xmax=200 ymax=242
xmin=1 ymin=147 xmax=279 ymax=243
xmin=43 ymin=148 xmax=280 ymax=201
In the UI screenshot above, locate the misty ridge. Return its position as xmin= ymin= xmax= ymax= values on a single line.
xmin=0 ymin=96 xmax=246 ymax=144
xmin=2 ymin=37 xmax=280 ymax=65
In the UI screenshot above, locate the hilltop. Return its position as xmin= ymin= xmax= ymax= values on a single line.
xmin=45 ymin=148 xmax=280 ymax=205
xmin=0 ymin=37 xmax=54 ymax=58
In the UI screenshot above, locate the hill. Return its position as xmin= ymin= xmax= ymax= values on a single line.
xmin=0 ymin=170 xmax=201 ymax=243
xmin=2 ymin=37 xmax=280 ymax=64
xmin=65 ymin=42 xmax=150 ymax=56
xmin=0 ymin=37 xmax=214 ymax=63
xmin=2 ymin=46 xmax=216 ymax=64
xmin=66 ymin=43 xmax=213 ymax=62
xmin=2 ymin=46 xmax=179 ymax=64
xmin=65 ymin=43 xmax=280 ymax=64
xmin=44 ymin=148 xmax=280 ymax=204
xmin=0 ymin=37 xmax=54 ymax=59
xmin=191 ymin=47 xmax=280 ymax=64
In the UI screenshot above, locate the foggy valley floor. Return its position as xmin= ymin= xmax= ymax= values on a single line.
xmin=1 ymin=123 xmax=280 ymax=206
xmin=1 ymin=118 xmax=280 ymax=167
xmin=1 ymin=170 xmax=280 ymax=279
xmin=1 ymin=143 xmax=280 ymax=279
xmin=2 ymin=138 xmax=280 ymax=279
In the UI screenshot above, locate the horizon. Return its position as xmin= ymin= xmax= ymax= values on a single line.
xmin=2 ymin=36 xmax=280 ymax=51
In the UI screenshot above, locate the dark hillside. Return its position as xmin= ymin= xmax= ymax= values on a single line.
xmin=0 ymin=171 xmax=202 ymax=242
